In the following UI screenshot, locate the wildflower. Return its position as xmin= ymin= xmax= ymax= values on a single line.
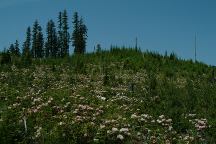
xmin=166 ymin=119 xmax=172 ymax=123
xmin=117 ymin=134 xmax=124 ymax=140
xmin=188 ymin=113 xmax=196 ymax=117
xmin=159 ymin=115 xmax=165 ymax=119
xmin=100 ymin=125 xmax=105 ymax=129
xmin=165 ymin=139 xmax=171 ymax=144
xmin=140 ymin=118 xmax=145 ymax=121
xmin=73 ymin=109 xmax=79 ymax=114
xmin=107 ymin=130 xmax=111 ymax=134
xmin=141 ymin=114 xmax=148 ymax=118
xmin=112 ymin=127 xmax=118 ymax=133
xmin=151 ymin=120 xmax=155 ymax=123
xmin=120 ymin=128 xmax=129 ymax=133
xmin=183 ymin=135 xmax=189 ymax=141
xmin=58 ymin=122 xmax=63 ymax=126
xmin=168 ymin=126 xmax=173 ymax=131
xmin=157 ymin=119 xmax=162 ymax=124
xmin=131 ymin=114 xmax=138 ymax=119
xmin=94 ymin=139 xmax=99 ymax=142
xmin=33 ymin=109 xmax=38 ymax=113
xmin=137 ymin=132 xmax=141 ymax=136
xmin=150 ymin=136 xmax=157 ymax=144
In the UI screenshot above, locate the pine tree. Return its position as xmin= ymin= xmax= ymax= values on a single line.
xmin=45 ymin=20 xmax=58 ymax=58
xmin=14 ymin=40 xmax=20 ymax=56
xmin=62 ymin=10 xmax=70 ymax=57
xmin=22 ymin=27 xmax=32 ymax=65
xmin=23 ymin=27 xmax=31 ymax=57
xmin=57 ymin=12 xmax=63 ymax=57
xmin=8 ymin=40 xmax=20 ymax=56
xmin=79 ymin=17 xmax=87 ymax=54
xmin=32 ymin=20 xmax=39 ymax=58
xmin=9 ymin=44 xmax=15 ymax=54
xmin=72 ymin=12 xmax=88 ymax=54
xmin=72 ymin=12 xmax=79 ymax=54
xmin=36 ymin=25 xmax=44 ymax=58
xmin=32 ymin=20 xmax=44 ymax=58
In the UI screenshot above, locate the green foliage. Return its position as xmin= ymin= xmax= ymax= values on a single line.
xmin=1 ymin=50 xmax=11 ymax=65
xmin=61 ymin=10 xmax=70 ymax=57
xmin=32 ymin=20 xmax=44 ymax=58
xmin=0 ymin=48 xmax=215 ymax=143
xmin=72 ymin=12 xmax=88 ymax=54
xmin=45 ymin=20 xmax=58 ymax=58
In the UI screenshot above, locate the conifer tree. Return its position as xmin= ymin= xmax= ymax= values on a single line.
xmin=62 ymin=10 xmax=70 ymax=57
xmin=36 ymin=25 xmax=44 ymax=58
xmin=79 ymin=17 xmax=87 ymax=53
xmin=9 ymin=40 xmax=20 ymax=56
xmin=32 ymin=20 xmax=44 ymax=58
xmin=72 ymin=12 xmax=88 ymax=54
xmin=9 ymin=44 xmax=15 ymax=54
xmin=57 ymin=12 xmax=63 ymax=57
xmin=32 ymin=20 xmax=39 ymax=58
xmin=45 ymin=20 xmax=58 ymax=58
xmin=72 ymin=12 xmax=79 ymax=54
xmin=14 ymin=40 xmax=20 ymax=56
xmin=23 ymin=27 xmax=31 ymax=57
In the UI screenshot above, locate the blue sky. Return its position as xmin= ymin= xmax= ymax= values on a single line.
xmin=0 ymin=0 xmax=216 ymax=65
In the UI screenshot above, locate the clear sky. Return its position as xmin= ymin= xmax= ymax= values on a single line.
xmin=0 ymin=0 xmax=216 ymax=65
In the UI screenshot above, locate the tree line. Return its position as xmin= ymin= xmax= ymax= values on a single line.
xmin=1 ymin=10 xmax=87 ymax=64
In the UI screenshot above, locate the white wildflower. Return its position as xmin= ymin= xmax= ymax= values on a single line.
xmin=117 ymin=134 xmax=124 ymax=140
xmin=120 ymin=128 xmax=129 ymax=132
xmin=112 ymin=127 xmax=118 ymax=133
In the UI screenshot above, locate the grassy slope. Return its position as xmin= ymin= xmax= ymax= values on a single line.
xmin=0 ymin=48 xmax=215 ymax=143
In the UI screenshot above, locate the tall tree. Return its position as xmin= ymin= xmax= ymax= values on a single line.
xmin=32 ymin=20 xmax=44 ymax=58
xmin=45 ymin=20 xmax=58 ymax=58
xmin=62 ymin=10 xmax=70 ymax=57
xmin=36 ymin=25 xmax=44 ymax=58
xmin=72 ymin=12 xmax=87 ymax=54
xmin=79 ymin=17 xmax=87 ymax=53
xmin=9 ymin=40 xmax=20 ymax=56
xmin=14 ymin=40 xmax=20 ymax=56
xmin=72 ymin=12 xmax=79 ymax=54
xmin=32 ymin=20 xmax=39 ymax=58
xmin=9 ymin=44 xmax=15 ymax=54
xmin=23 ymin=27 xmax=31 ymax=57
xmin=57 ymin=12 xmax=63 ymax=57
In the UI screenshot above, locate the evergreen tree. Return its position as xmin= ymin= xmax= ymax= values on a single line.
xmin=32 ymin=20 xmax=39 ymax=58
xmin=62 ymin=10 xmax=70 ymax=57
xmin=57 ymin=12 xmax=63 ymax=57
xmin=36 ymin=25 xmax=44 ymax=58
xmin=32 ymin=20 xmax=44 ymax=58
xmin=79 ymin=17 xmax=87 ymax=53
xmin=22 ymin=27 xmax=31 ymax=58
xmin=8 ymin=40 xmax=20 ymax=56
xmin=22 ymin=27 xmax=32 ymax=65
xmin=9 ymin=44 xmax=15 ymax=54
xmin=45 ymin=20 xmax=58 ymax=58
xmin=72 ymin=12 xmax=88 ymax=54
xmin=72 ymin=12 xmax=79 ymax=54
xmin=14 ymin=40 xmax=20 ymax=56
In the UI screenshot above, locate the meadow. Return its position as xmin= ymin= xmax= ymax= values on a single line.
xmin=0 ymin=48 xmax=215 ymax=143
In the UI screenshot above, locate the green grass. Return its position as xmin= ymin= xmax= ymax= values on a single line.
xmin=0 ymin=48 xmax=216 ymax=143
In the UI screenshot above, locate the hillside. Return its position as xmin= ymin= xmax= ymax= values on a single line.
xmin=0 ymin=48 xmax=215 ymax=143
